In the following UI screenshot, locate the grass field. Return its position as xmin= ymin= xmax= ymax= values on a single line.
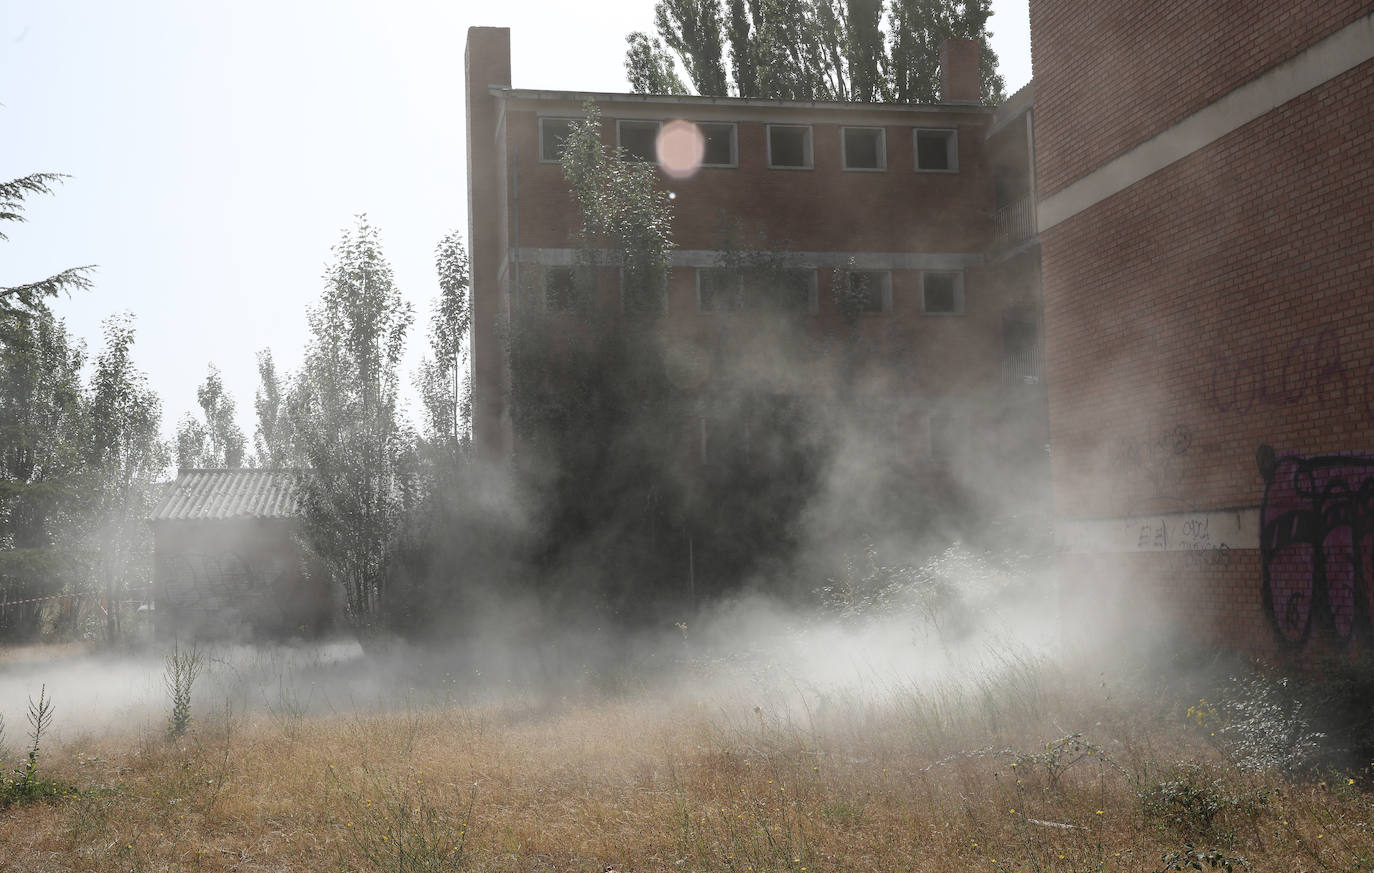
xmin=0 ymin=635 xmax=1370 ymax=873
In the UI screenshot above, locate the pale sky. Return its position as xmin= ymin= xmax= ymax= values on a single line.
xmin=1 ymin=0 xmax=1031 ymax=444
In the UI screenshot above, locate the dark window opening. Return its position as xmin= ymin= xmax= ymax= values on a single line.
xmin=916 ymin=129 xmax=955 ymax=171
xmin=540 ymin=118 xmax=574 ymax=162
xmin=698 ymin=268 xmax=738 ymax=312
xmin=619 ymin=120 xmax=660 ymax=162
xmin=843 ymin=128 xmax=884 ymax=169
xmin=847 ymin=271 xmax=888 ymax=313
xmin=698 ymin=122 xmax=735 ymax=166
xmin=751 ymin=268 xmax=812 ymax=313
xmin=922 ymin=272 xmax=961 ymax=314
xmin=545 ymin=266 xmax=581 ymax=311
xmin=769 ymin=125 xmax=810 ymax=168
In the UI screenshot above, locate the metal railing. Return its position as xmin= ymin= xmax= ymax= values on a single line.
xmin=993 ymin=196 xmax=1035 ymax=246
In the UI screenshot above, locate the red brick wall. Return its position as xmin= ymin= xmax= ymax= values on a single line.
xmin=1028 ymin=0 xmax=1370 ymax=196
xmin=1042 ymin=60 xmax=1374 ymax=521
xmin=503 ymin=108 xmax=992 ymax=253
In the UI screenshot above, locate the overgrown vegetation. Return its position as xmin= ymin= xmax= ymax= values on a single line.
xmin=1 ymin=641 xmax=1371 ymax=870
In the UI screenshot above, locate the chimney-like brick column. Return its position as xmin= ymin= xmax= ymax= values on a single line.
xmin=940 ymin=38 xmax=982 ymax=104
xmin=465 ymin=27 xmax=512 ymax=458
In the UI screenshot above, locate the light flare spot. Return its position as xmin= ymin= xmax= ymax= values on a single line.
xmin=656 ymin=119 xmax=705 ymax=180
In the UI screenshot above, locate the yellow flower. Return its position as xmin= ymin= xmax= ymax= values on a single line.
xmin=1096 ymin=809 xmax=1104 ymax=815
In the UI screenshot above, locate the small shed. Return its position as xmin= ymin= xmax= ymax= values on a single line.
xmin=148 ymin=469 xmax=332 ymax=640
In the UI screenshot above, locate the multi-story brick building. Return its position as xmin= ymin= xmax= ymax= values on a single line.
xmin=463 ymin=27 xmax=1045 ymax=600
xmin=1032 ymin=4 xmax=1374 ymax=653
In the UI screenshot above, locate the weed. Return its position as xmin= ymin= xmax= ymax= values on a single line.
xmin=164 ymin=642 xmax=204 ymax=738
xmin=1014 ymin=732 xmax=1106 ymax=790
xmin=334 ymin=767 xmax=476 ymax=873
xmin=1153 ymin=843 xmax=1252 ymax=872
xmin=1 ymin=684 xmax=76 ymax=808
xmin=1219 ymin=672 xmax=1324 ymax=776
xmin=1141 ymin=763 xmax=1267 ymax=838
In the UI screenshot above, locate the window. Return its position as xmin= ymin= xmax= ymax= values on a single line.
xmin=539 ymin=117 xmax=577 ymax=163
xmin=929 ymin=413 xmax=958 ymax=461
xmin=914 ymin=128 xmax=957 ymax=172
xmin=921 ymin=271 xmax=964 ymax=315
xmin=767 ymin=124 xmax=812 ymax=168
xmin=843 ymin=270 xmax=891 ymax=313
xmin=617 ymin=119 xmax=661 ymax=162
xmin=842 ymin=127 xmax=886 ymax=170
xmin=697 ymin=122 xmax=737 ymax=167
xmin=697 ymin=267 xmax=740 ymax=312
xmin=750 ymin=268 xmax=816 ymax=314
xmin=544 ymin=266 xmax=582 ymax=311
xmin=620 ymin=266 xmax=668 ymax=316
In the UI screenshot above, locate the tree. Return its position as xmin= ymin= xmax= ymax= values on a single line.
xmin=175 ymin=364 xmax=246 ymax=469
xmin=626 ymin=0 xmax=1004 ymax=105
xmin=79 ymin=314 xmax=167 ymax=643
xmin=625 ymin=33 xmax=690 ymax=95
xmin=292 ymin=216 xmax=416 ymax=633
xmin=252 ymin=349 xmax=296 ymax=468
xmin=1 ymin=174 xmax=95 ymax=315
xmin=0 ymin=308 xmax=87 ymax=639
xmin=415 ymin=230 xmax=472 ymax=460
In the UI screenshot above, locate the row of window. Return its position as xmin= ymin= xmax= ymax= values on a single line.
xmin=697 ymin=409 xmax=960 ymax=464
xmin=539 ymin=117 xmax=959 ymax=172
xmin=541 ymin=266 xmax=964 ymax=315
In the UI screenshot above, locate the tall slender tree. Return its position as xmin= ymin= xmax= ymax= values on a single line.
xmin=292 ymin=216 xmax=416 ymax=633
xmin=80 ymin=314 xmax=166 ymax=643
xmin=416 ymin=230 xmax=472 ymax=460
xmin=626 ymin=0 xmax=1004 ymax=105
xmin=252 ymin=349 xmax=297 ymax=468
xmin=175 ymin=364 xmax=246 ymax=469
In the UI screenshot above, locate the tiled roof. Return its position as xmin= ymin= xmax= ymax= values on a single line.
xmin=149 ymin=469 xmax=300 ymax=521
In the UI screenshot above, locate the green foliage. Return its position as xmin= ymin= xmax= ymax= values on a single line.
xmin=175 ymin=364 xmax=246 ymax=469
xmin=1 ymin=684 xmax=76 ymax=809
xmin=625 ymin=32 xmax=690 ymax=94
xmin=164 ymin=642 xmax=205 ymax=738
xmin=81 ymin=314 xmax=167 ymax=644
xmin=1141 ymin=763 xmax=1267 ymax=837
xmin=253 ymin=348 xmax=298 ymax=468
xmin=416 ymin=230 xmax=472 ymax=459
xmin=1153 ymin=844 xmax=1252 ymax=873
xmin=1218 ymin=672 xmax=1325 ymax=777
xmin=629 ymin=0 xmax=1005 ymax=105
xmin=1 ymin=173 xmax=95 ymax=315
xmin=293 ymin=216 xmax=417 ymax=633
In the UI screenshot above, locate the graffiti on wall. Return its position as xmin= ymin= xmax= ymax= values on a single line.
xmin=1257 ymin=444 xmax=1374 ymax=646
xmin=1113 ymin=424 xmax=1193 ymax=498
xmin=1212 ymin=327 xmax=1373 ymax=420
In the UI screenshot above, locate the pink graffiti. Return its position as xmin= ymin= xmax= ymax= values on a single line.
xmin=1258 ymin=447 xmax=1374 ymax=646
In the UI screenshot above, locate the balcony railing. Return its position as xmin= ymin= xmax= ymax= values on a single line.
xmin=993 ymin=196 xmax=1035 ymax=247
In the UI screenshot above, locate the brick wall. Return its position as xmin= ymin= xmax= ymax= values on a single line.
xmin=1043 ymin=60 xmax=1374 ymax=520
xmin=1029 ymin=0 xmax=1370 ymax=196
xmin=503 ymin=108 xmax=992 ymax=253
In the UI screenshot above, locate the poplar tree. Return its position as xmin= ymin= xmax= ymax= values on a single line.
xmin=292 ymin=216 xmax=416 ymax=633
xmin=626 ymin=0 xmax=1004 ymax=105
xmin=175 ymin=364 xmax=247 ymax=469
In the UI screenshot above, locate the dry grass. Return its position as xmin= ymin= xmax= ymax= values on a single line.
xmin=0 ymin=646 xmax=1371 ymax=872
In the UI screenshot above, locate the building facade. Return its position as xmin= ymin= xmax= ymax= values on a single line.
xmin=1032 ymin=4 xmax=1374 ymax=653
xmin=148 ymin=469 xmax=331 ymax=640
xmin=464 ymin=28 xmax=1044 ymax=513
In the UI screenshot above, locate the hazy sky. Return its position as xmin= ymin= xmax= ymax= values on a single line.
xmin=2 ymin=0 xmax=1031 ymax=444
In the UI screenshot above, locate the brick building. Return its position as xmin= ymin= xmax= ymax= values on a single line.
xmin=1032 ymin=5 xmax=1374 ymax=653
xmin=464 ymin=28 xmax=1045 ymax=549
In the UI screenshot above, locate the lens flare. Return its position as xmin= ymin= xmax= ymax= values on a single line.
xmin=656 ymin=119 xmax=705 ymax=180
